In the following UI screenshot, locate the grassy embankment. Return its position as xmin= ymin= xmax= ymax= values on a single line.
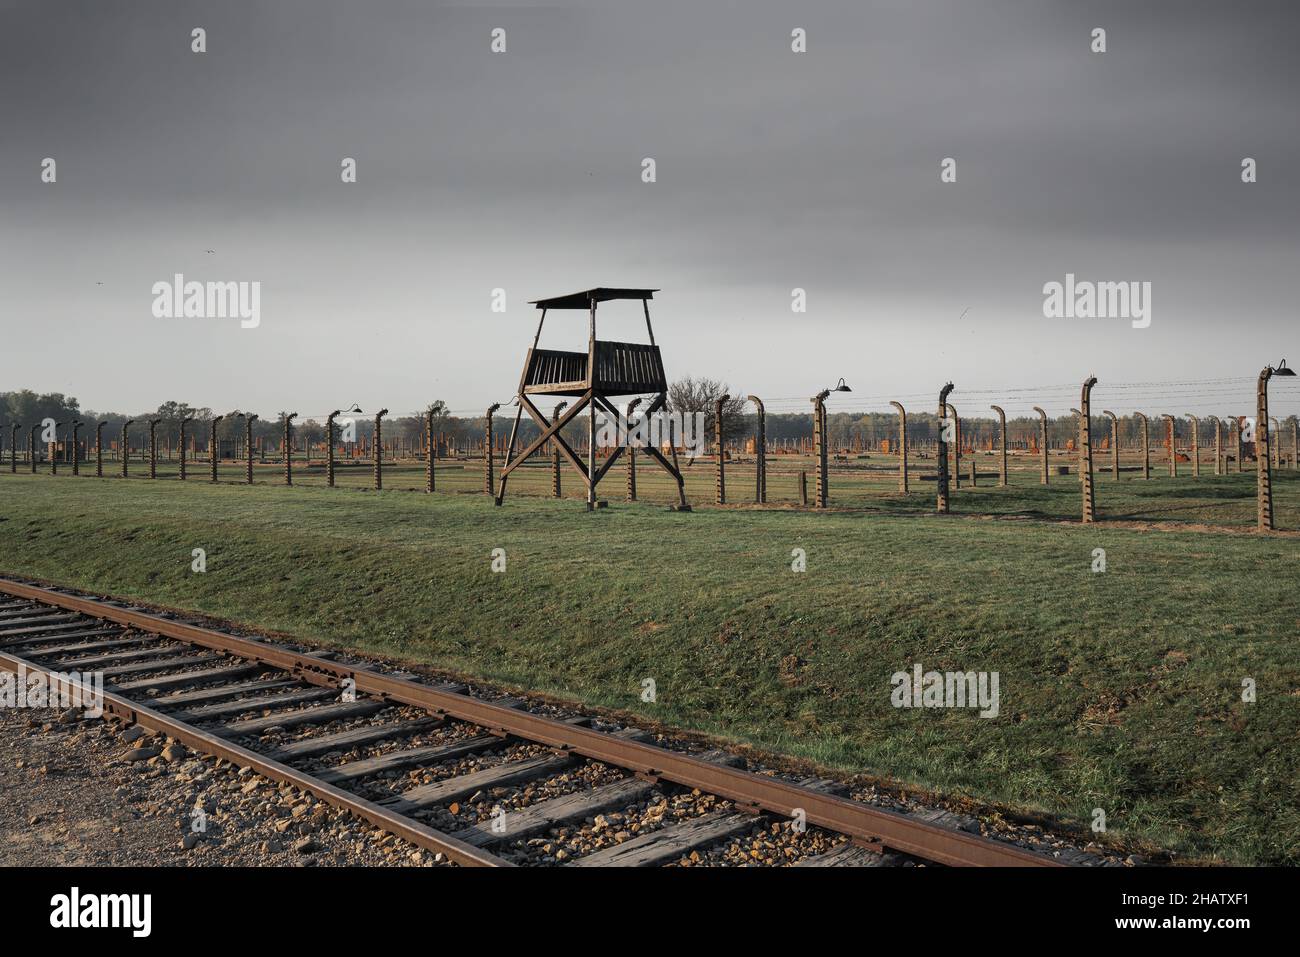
xmin=0 ymin=470 xmax=1296 ymax=863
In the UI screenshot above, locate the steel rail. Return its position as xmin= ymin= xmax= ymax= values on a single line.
xmin=0 ymin=647 xmax=510 ymax=868
xmin=0 ymin=577 xmax=1061 ymax=867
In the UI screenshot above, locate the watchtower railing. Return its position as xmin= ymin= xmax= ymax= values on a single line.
xmin=594 ymin=341 xmax=666 ymax=394
xmin=521 ymin=340 xmax=666 ymax=395
xmin=523 ymin=349 xmax=588 ymax=393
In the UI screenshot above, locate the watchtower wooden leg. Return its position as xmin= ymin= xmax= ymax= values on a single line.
xmin=495 ymin=402 xmax=524 ymax=505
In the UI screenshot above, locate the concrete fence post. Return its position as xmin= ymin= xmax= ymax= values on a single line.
xmin=1185 ymin=414 xmax=1200 ymax=478
xmin=282 ymin=413 xmax=297 ymax=486
xmin=989 ymin=404 xmax=1007 ymax=488
xmin=425 ymin=408 xmax=436 ymax=493
xmin=551 ymin=401 xmax=567 ymax=498
xmin=148 ymin=418 xmax=161 ymax=479
xmin=1269 ymin=417 xmax=1280 ymax=470
xmin=811 ymin=391 xmax=829 ymax=508
xmin=1102 ymin=410 xmax=1119 ymax=481
xmin=95 ymin=422 xmax=106 ymax=477
xmin=891 ymin=401 xmax=910 ymax=492
xmin=71 ymin=421 xmax=82 ymax=476
xmin=244 ymin=415 xmax=257 ymax=484
xmin=326 ymin=412 xmax=339 ymax=488
xmin=715 ymin=394 xmax=729 ymax=505
xmin=120 ymin=421 xmax=133 ymax=478
xmin=938 ymin=383 xmax=955 ymax=512
xmin=484 ymin=403 xmax=500 ymax=495
xmin=9 ymin=424 xmax=18 ymax=473
xmin=626 ymin=397 xmax=642 ymax=502
xmin=179 ymin=417 xmax=193 ymax=480
xmin=1032 ymin=406 xmax=1049 ymax=485
xmin=748 ymin=395 xmax=767 ymax=503
xmin=374 ymin=409 xmax=389 ymax=490
xmin=209 ymin=416 xmax=223 ymax=483
xmin=1134 ymin=412 xmax=1150 ymax=480
xmin=1258 ymin=369 xmax=1277 ymax=530
xmin=1079 ymin=376 xmax=1098 ymax=522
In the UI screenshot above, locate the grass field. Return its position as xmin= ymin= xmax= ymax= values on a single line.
xmin=1 ymin=468 xmax=1296 ymax=864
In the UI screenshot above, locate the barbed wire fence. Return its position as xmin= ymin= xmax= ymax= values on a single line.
xmin=2 ymin=372 xmax=1298 ymax=531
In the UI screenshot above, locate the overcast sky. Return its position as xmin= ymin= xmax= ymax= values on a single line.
xmin=2 ymin=0 xmax=1298 ymax=421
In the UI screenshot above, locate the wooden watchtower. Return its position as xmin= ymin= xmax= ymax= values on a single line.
xmin=495 ymin=287 xmax=688 ymax=510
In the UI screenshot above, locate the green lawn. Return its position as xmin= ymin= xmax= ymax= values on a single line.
xmin=0 ymin=470 xmax=1296 ymax=864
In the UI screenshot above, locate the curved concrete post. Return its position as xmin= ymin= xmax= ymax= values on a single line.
xmin=484 ymin=403 xmax=500 ymax=495
xmin=937 ymin=383 xmax=955 ymax=512
xmin=1032 ymin=406 xmax=1049 ymax=485
xmin=374 ymin=409 xmax=389 ymax=490
xmin=1161 ymin=415 xmax=1177 ymax=478
xmin=890 ymin=401 xmax=909 ymax=492
xmin=1134 ymin=412 xmax=1150 ymax=480
xmin=626 ymin=397 xmax=643 ymax=502
xmin=1102 ymin=410 xmax=1119 ymax=481
xmin=1184 ymin=414 xmax=1200 ymax=478
xmin=715 ymin=394 xmax=729 ymax=505
xmin=283 ymin=413 xmax=297 ymax=486
xmin=480 ymin=403 xmax=493 ymax=496
xmin=71 ymin=421 xmax=82 ymax=475
xmin=747 ymin=395 xmax=766 ymax=503
xmin=95 ymin=422 xmax=106 ymax=477
xmin=989 ymin=405 xmax=1007 ymax=488
xmin=1269 ymin=417 xmax=1281 ymax=469
xmin=1258 ymin=369 xmax=1276 ymax=530
xmin=1079 ymin=377 xmax=1098 ymax=522
xmin=425 ymin=408 xmax=436 ymax=493
xmin=551 ymin=401 xmax=567 ymax=498
xmin=326 ymin=412 xmax=339 ymax=488
xmin=121 ymin=420 xmax=133 ymax=478
xmin=148 ymin=418 xmax=161 ymax=479
xmin=811 ymin=390 xmax=829 ymax=508
xmin=244 ymin=415 xmax=257 ymax=485
xmin=209 ymin=416 xmax=222 ymax=483
xmin=9 ymin=424 xmax=18 ymax=473
xmin=27 ymin=425 xmax=36 ymax=473
xmin=951 ymin=405 xmax=961 ymax=494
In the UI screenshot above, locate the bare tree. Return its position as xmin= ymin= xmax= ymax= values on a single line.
xmin=667 ymin=376 xmax=748 ymax=443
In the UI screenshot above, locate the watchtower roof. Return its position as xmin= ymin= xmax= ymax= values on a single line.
xmin=528 ymin=288 xmax=659 ymax=310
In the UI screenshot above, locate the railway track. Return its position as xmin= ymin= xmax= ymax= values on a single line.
xmin=0 ymin=576 xmax=1075 ymax=868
